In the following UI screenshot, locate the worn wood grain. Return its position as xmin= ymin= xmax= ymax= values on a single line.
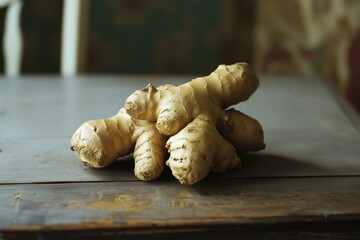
xmin=1 ymin=177 xmax=359 ymax=231
xmin=0 ymin=177 xmax=360 ymax=236
xmin=1 ymin=75 xmax=360 ymax=239
xmin=0 ymin=130 xmax=360 ymax=183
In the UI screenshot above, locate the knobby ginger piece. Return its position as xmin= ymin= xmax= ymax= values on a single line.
xmin=166 ymin=114 xmax=240 ymax=184
xmin=71 ymin=62 xmax=265 ymax=184
xmin=71 ymin=108 xmax=167 ymax=181
xmin=125 ymin=63 xmax=259 ymax=136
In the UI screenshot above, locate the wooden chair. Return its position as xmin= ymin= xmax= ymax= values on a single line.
xmin=61 ymin=0 xmax=89 ymax=76
xmin=0 ymin=0 xmax=22 ymax=76
xmin=1 ymin=0 xmax=89 ymax=76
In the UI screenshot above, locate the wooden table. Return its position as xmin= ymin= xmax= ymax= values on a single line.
xmin=1 ymin=75 xmax=360 ymax=239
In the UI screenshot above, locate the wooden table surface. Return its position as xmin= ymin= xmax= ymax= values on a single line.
xmin=0 ymin=75 xmax=360 ymax=239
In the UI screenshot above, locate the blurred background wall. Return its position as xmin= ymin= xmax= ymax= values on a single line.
xmin=254 ymin=0 xmax=360 ymax=112
xmin=0 ymin=0 xmax=255 ymax=74
xmin=0 ymin=0 xmax=359 ymax=111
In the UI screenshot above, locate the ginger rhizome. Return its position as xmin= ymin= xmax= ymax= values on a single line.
xmin=125 ymin=63 xmax=259 ymax=136
xmin=71 ymin=62 xmax=265 ymax=184
xmin=166 ymin=114 xmax=241 ymax=184
xmin=71 ymin=108 xmax=167 ymax=180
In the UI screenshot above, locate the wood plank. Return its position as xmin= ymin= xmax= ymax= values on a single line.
xmin=0 ymin=137 xmax=138 ymax=183
xmin=1 ymin=128 xmax=360 ymax=183
xmin=1 ymin=76 xmax=360 ymax=183
xmin=0 ymin=76 xmax=185 ymax=138
xmin=1 ymin=75 xmax=359 ymax=138
xmin=2 ymin=225 xmax=360 ymax=240
xmin=0 ymin=177 xmax=359 ymax=234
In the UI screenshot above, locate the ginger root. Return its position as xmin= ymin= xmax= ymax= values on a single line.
xmin=71 ymin=62 xmax=265 ymax=184
xmin=166 ymin=114 xmax=241 ymax=184
xmin=71 ymin=108 xmax=167 ymax=180
xmin=125 ymin=63 xmax=259 ymax=136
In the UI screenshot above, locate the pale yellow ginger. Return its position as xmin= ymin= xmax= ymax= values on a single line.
xmin=71 ymin=108 xmax=167 ymax=181
xmin=71 ymin=62 xmax=265 ymax=184
xmin=165 ymin=109 xmax=264 ymax=184
xmin=124 ymin=62 xmax=265 ymax=183
xmin=125 ymin=62 xmax=259 ymax=136
xmin=221 ymin=108 xmax=265 ymax=153
xmin=166 ymin=114 xmax=240 ymax=184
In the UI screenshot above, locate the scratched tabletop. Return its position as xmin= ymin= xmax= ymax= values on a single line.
xmin=0 ymin=75 xmax=360 ymax=239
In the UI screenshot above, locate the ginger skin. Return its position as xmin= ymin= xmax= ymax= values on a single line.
xmin=124 ymin=62 xmax=265 ymax=184
xmin=165 ymin=109 xmax=264 ymax=184
xmin=71 ymin=108 xmax=167 ymax=181
xmin=220 ymin=109 xmax=265 ymax=153
xmin=166 ymin=114 xmax=240 ymax=184
xmin=71 ymin=62 xmax=265 ymax=184
xmin=125 ymin=63 xmax=259 ymax=136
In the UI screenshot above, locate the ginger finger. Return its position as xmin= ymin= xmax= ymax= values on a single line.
xmin=71 ymin=108 xmax=167 ymax=180
xmin=166 ymin=114 xmax=240 ymax=184
xmin=125 ymin=62 xmax=259 ymax=136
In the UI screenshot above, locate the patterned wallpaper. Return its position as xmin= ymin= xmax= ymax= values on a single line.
xmin=254 ymin=0 xmax=360 ymax=111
